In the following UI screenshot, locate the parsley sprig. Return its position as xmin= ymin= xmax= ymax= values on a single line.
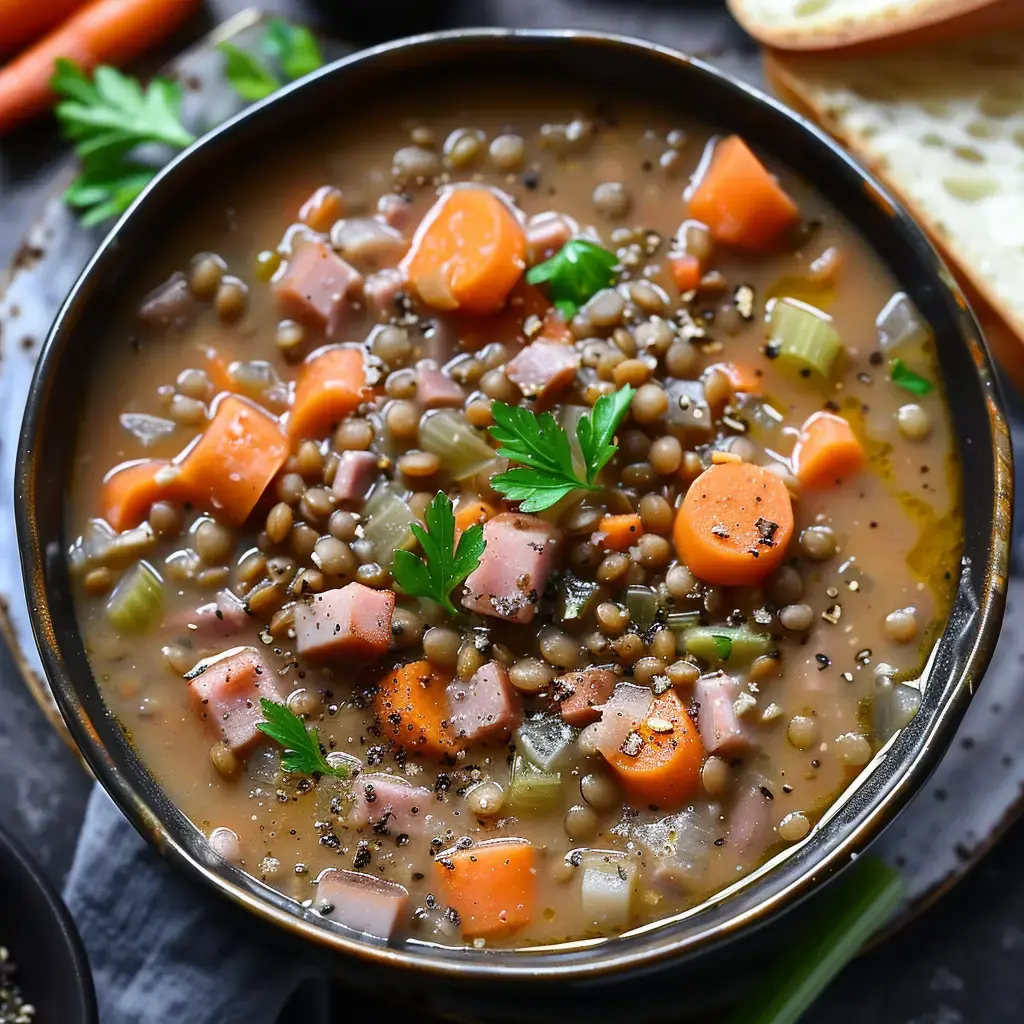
xmin=257 ymin=698 xmax=348 ymax=779
xmin=219 ymin=17 xmax=324 ymax=101
xmin=890 ymin=358 xmax=934 ymax=397
xmin=392 ymin=492 xmax=486 ymax=617
xmin=489 ymin=385 xmax=635 ymax=512
xmin=526 ymin=238 xmax=620 ymax=318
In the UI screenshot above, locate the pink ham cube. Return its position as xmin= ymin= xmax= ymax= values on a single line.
xmin=446 ymin=661 xmax=523 ymax=744
xmin=274 ymin=239 xmax=363 ymax=335
xmin=461 ymin=513 xmax=562 ymax=624
xmin=555 ymin=668 xmax=617 ymax=727
xmin=331 ymin=450 xmax=380 ymax=504
xmin=694 ymin=674 xmax=758 ymax=758
xmin=415 ymin=364 xmax=466 ymax=409
xmin=295 ymin=583 xmax=395 ymax=661
xmin=187 ymin=646 xmax=281 ymax=754
xmin=315 ymin=869 xmax=410 ymax=940
xmin=348 ymin=773 xmax=434 ymax=836
xmin=505 ymin=341 xmax=579 ymax=402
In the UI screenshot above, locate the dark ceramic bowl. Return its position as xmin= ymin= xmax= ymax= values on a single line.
xmin=0 ymin=825 xmax=96 ymax=1023
xmin=15 ymin=28 xmax=1012 ymax=1021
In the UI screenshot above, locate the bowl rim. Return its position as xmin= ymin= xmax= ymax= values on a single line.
xmin=16 ymin=26 xmax=1012 ymax=981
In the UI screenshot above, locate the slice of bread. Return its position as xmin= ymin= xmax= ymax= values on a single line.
xmin=730 ymin=0 xmax=1024 ymax=52
xmin=763 ymin=36 xmax=1024 ymax=382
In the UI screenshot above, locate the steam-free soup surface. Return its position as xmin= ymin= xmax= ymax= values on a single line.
xmin=68 ymin=87 xmax=960 ymax=950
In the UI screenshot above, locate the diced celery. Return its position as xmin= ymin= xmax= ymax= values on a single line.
xmin=363 ymin=483 xmax=414 ymax=568
xmin=768 ymin=298 xmax=842 ymax=379
xmin=515 ymin=714 xmax=577 ymax=771
xmin=683 ymin=626 xmax=770 ymax=666
xmin=579 ymin=850 xmax=637 ymax=931
xmin=508 ymin=754 xmax=562 ymax=815
xmin=419 ymin=409 xmax=496 ymax=480
xmin=625 ymin=585 xmax=658 ymax=633
xmin=558 ymin=572 xmax=601 ymax=622
xmin=665 ymin=610 xmax=702 ymax=634
xmin=105 ymin=560 xmax=164 ymax=633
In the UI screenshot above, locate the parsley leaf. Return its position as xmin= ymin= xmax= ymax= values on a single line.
xmin=264 ymin=17 xmax=324 ymax=80
xmin=711 ymin=634 xmax=734 ymax=660
xmin=257 ymin=698 xmax=347 ymax=779
xmin=64 ymin=162 xmax=155 ymax=227
xmin=392 ymin=492 xmax=486 ymax=618
xmin=890 ymin=358 xmax=934 ymax=397
xmin=219 ymin=42 xmax=281 ymax=101
xmin=525 ymin=238 xmax=619 ymax=318
xmin=490 ymin=385 xmax=635 ymax=512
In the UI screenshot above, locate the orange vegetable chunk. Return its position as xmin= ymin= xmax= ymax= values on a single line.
xmin=401 ymin=186 xmax=526 ymax=314
xmin=101 ymin=458 xmax=172 ymax=532
xmin=434 ymin=839 xmax=537 ymax=938
xmin=375 ymin=660 xmax=456 ymax=759
xmin=707 ymin=361 xmax=763 ymax=395
xmin=674 ymin=461 xmax=794 ymax=586
xmin=175 ymin=394 xmax=288 ymax=526
xmin=668 ymin=253 xmax=702 ymax=292
xmin=792 ymin=411 xmax=866 ymax=489
xmin=604 ymin=690 xmax=705 ymax=808
xmin=454 ymin=498 xmax=496 ymax=536
xmin=595 ymin=513 xmax=644 ymax=552
xmin=688 ymin=136 xmax=799 ymax=251
xmin=288 ymin=346 xmax=370 ymax=441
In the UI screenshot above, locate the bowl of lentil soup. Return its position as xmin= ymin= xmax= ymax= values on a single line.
xmin=16 ymin=28 xmax=1010 ymax=1018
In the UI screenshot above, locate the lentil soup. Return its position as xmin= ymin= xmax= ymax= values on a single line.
xmin=66 ymin=87 xmax=961 ymax=950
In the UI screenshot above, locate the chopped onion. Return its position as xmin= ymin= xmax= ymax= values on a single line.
xmin=592 ymin=683 xmax=654 ymax=759
xmin=579 ymin=850 xmax=636 ymax=930
xmin=419 ymin=409 xmax=496 ymax=480
xmin=363 ymin=483 xmax=414 ymax=568
xmin=515 ymin=714 xmax=577 ymax=771
xmin=769 ymin=298 xmax=842 ymax=379
xmin=876 ymin=291 xmax=929 ymax=355
xmin=631 ymin=807 xmax=716 ymax=893
xmin=105 ymin=560 xmax=164 ymax=633
xmin=119 ymin=413 xmax=177 ymax=447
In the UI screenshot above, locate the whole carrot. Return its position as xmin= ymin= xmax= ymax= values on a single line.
xmin=0 ymin=0 xmax=202 ymax=135
xmin=0 ymin=0 xmax=86 ymax=57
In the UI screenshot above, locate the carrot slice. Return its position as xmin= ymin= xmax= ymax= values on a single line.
xmin=288 ymin=346 xmax=370 ymax=441
xmin=595 ymin=513 xmax=644 ymax=552
xmin=434 ymin=839 xmax=537 ymax=938
xmin=175 ymin=395 xmax=288 ymax=526
xmin=706 ymin=361 xmax=763 ymax=395
xmin=688 ymin=136 xmax=799 ymax=251
xmin=0 ymin=0 xmax=85 ymax=57
xmin=792 ymin=411 xmax=866 ymax=490
xmin=454 ymin=498 xmax=496 ymax=536
xmin=674 ymin=462 xmax=794 ymax=586
xmin=402 ymin=186 xmax=526 ymax=314
xmin=101 ymin=458 xmax=173 ymax=532
xmin=375 ymin=660 xmax=456 ymax=759
xmin=668 ymin=253 xmax=702 ymax=293
xmin=604 ymin=690 xmax=705 ymax=809
xmin=0 ymin=0 xmax=201 ymax=134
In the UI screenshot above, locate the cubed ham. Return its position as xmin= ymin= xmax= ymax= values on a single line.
xmin=187 ymin=646 xmax=281 ymax=754
xmin=525 ymin=212 xmax=578 ymax=264
xmin=295 ymin=583 xmax=395 ymax=660
xmin=168 ymin=589 xmax=249 ymax=640
xmin=447 ymin=661 xmax=523 ymax=744
xmin=330 ymin=218 xmax=408 ymax=269
xmin=331 ymin=450 xmax=380 ymax=503
xmin=555 ymin=668 xmax=617 ymax=727
xmin=315 ymin=869 xmax=410 ymax=941
xmin=274 ymin=239 xmax=363 ymax=335
xmin=461 ymin=513 xmax=562 ymax=624
xmin=377 ymin=193 xmax=414 ymax=231
xmin=138 ymin=272 xmax=194 ymax=329
xmin=364 ymin=269 xmax=405 ymax=317
xmin=416 ymin=364 xmax=466 ymax=409
xmin=694 ymin=674 xmax=758 ymax=758
xmin=348 ymin=773 xmax=434 ymax=836
xmin=729 ymin=781 xmax=776 ymax=864
xmin=505 ymin=341 xmax=579 ymax=402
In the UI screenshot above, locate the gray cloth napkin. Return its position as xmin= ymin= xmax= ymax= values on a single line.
xmin=64 ymin=786 xmax=331 ymax=1024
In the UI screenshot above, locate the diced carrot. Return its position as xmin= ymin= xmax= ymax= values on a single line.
xmin=792 ymin=411 xmax=866 ymax=490
xmin=688 ymin=136 xmax=799 ymax=251
xmin=298 ymin=185 xmax=345 ymax=233
xmin=375 ymin=660 xmax=457 ymax=759
xmin=673 ymin=461 xmax=794 ymax=586
xmin=200 ymin=346 xmax=237 ymax=396
xmin=707 ymin=361 xmax=763 ymax=395
xmin=288 ymin=346 xmax=370 ymax=441
xmin=595 ymin=513 xmax=644 ymax=552
xmin=433 ymin=839 xmax=537 ymax=938
xmin=175 ymin=395 xmax=288 ymax=526
xmin=668 ymin=253 xmax=702 ymax=293
xmin=454 ymin=498 xmax=496 ymax=536
xmin=0 ymin=0 xmax=201 ymax=134
xmin=101 ymin=458 xmax=173 ymax=532
xmin=604 ymin=690 xmax=705 ymax=808
xmin=0 ymin=0 xmax=85 ymax=57
xmin=402 ymin=186 xmax=526 ymax=314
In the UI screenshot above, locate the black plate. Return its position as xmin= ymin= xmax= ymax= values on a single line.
xmin=14 ymin=28 xmax=1013 ymax=1021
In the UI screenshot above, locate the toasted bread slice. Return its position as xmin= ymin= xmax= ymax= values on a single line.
xmin=764 ymin=36 xmax=1024 ymax=383
xmin=730 ymin=0 xmax=1024 ymax=52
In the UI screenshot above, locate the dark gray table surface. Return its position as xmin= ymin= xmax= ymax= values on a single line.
xmin=1 ymin=2 xmax=1021 ymax=1021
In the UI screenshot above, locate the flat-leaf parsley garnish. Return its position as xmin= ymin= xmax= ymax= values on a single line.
xmin=257 ymin=699 xmax=347 ymax=779
xmin=890 ymin=358 xmax=934 ymax=397
xmin=525 ymin=238 xmax=619 ymax=318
